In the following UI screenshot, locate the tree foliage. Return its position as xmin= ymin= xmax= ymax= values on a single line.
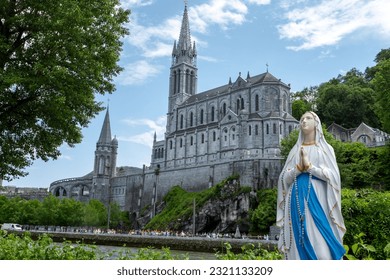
xmin=371 ymin=58 xmax=390 ymax=133
xmin=291 ymin=86 xmax=318 ymax=120
xmin=0 ymin=195 xmax=129 ymax=228
xmin=0 ymin=0 xmax=130 ymax=180
xmin=316 ymin=68 xmax=379 ymax=128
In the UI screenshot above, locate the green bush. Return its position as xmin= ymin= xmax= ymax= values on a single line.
xmin=342 ymin=188 xmax=390 ymax=259
xmin=249 ymin=189 xmax=277 ymax=234
xmin=215 ymin=242 xmax=282 ymax=260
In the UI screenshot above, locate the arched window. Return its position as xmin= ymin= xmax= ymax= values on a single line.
xmin=186 ymin=69 xmax=190 ymax=93
xmin=249 ymin=125 xmax=252 ymax=136
xmin=180 ymin=138 xmax=183 ymax=148
xmin=213 ymin=131 xmax=216 ymax=141
xmin=173 ymin=71 xmax=177 ymax=94
xmin=255 ymin=125 xmax=259 ymax=136
xmin=241 ymin=98 xmax=244 ymax=110
xmin=280 ymin=124 xmax=282 ymax=134
xmin=273 ymin=123 xmax=277 ymax=134
xmin=190 ymin=71 xmax=194 ymax=95
xmin=177 ymin=69 xmax=181 ymax=93
xmin=223 ymin=103 xmax=227 ymax=115
xmin=98 ymin=157 xmax=105 ymax=175
xmin=154 ymin=149 xmax=158 ymax=159
xmin=180 ymin=114 xmax=184 ymax=129
xmin=211 ymin=106 xmax=215 ymax=122
xmin=255 ymin=95 xmax=259 ymax=111
xmin=170 ymin=140 xmax=173 ymax=149
xmin=200 ymin=109 xmax=204 ymax=124
xmin=190 ymin=112 xmax=194 ymax=126
xmin=266 ymin=124 xmax=269 ymax=134
xmin=201 ymin=134 xmax=205 ymax=143
xmin=190 ymin=136 xmax=193 ymax=145
xmin=289 ymin=125 xmax=292 ymax=134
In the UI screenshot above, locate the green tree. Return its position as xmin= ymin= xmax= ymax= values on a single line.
xmin=316 ymin=68 xmax=379 ymax=128
xmin=291 ymin=86 xmax=318 ymax=119
xmin=38 ymin=195 xmax=60 ymax=225
xmin=371 ymin=59 xmax=390 ymax=133
xmin=0 ymin=0 xmax=130 ymax=180
xmin=83 ymin=199 xmax=107 ymax=227
xmin=57 ymin=198 xmax=84 ymax=226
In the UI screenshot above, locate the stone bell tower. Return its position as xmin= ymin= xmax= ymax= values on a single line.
xmin=91 ymin=108 xmax=118 ymax=204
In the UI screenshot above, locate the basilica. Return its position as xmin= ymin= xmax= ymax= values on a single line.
xmin=49 ymin=4 xmax=298 ymax=216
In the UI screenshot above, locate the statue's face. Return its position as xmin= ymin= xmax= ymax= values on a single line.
xmin=300 ymin=112 xmax=316 ymax=134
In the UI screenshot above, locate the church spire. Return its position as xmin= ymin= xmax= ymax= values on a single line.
xmin=97 ymin=108 xmax=112 ymax=145
xmin=172 ymin=2 xmax=196 ymax=66
xmin=178 ymin=3 xmax=191 ymax=53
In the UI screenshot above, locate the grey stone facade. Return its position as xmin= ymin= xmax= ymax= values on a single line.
xmin=328 ymin=122 xmax=390 ymax=147
xmin=49 ymin=4 xmax=298 ymax=218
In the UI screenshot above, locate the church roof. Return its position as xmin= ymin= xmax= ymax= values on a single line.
xmin=183 ymin=71 xmax=289 ymax=106
xmin=97 ymin=108 xmax=112 ymax=145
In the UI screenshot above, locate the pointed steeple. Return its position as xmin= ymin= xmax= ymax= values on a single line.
xmin=178 ymin=4 xmax=191 ymax=52
xmin=172 ymin=2 xmax=196 ymax=66
xmin=98 ymin=108 xmax=112 ymax=145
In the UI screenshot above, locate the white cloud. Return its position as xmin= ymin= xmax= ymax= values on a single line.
xmin=119 ymin=116 xmax=166 ymax=148
xmin=59 ymin=155 xmax=72 ymax=161
xmin=120 ymin=0 xmax=154 ymax=9
xmin=247 ymin=0 xmax=271 ymax=4
xmin=278 ymin=0 xmax=390 ymax=51
xmin=116 ymin=60 xmax=162 ymax=85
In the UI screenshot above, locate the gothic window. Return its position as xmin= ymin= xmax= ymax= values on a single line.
xmin=98 ymin=156 xmax=104 ymax=175
xmin=201 ymin=134 xmax=205 ymax=143
xmin=173 ymin=71 xmax=177 ymax=94
xmin=211 ymin=106 xmax=215 ymax=122
xmin=241 ymin=98 xmax=244 ymax=110
xmin=249 ymin=125 xmax=252 ymax=136
xmin=170 ymin=140 xmax=173 ymax=149
xmin=255 ymin=125 xmax=259 ymax=136
xmin=280 ymin=124 xmax=282 ymax=134
xmin=190 ymin=112 xmax=194 ymax=126
xmin=180 ymin=138 xmax=183 ymax=148
xmin=186 ymin=69 xmax=190 ymax=93
xmin=177 ymin=69 xmax=181 ymax=93
xmin=154 ymin=149 xmax=158 ymax=159
xmin=255 ymin=95 xmax=259 ymax=111
xmin=223 ymin=103 xmax=227 ymax=115
xmin=200 ymin=109 xmax=204 ymax=124
xmin=180 ymin=114 xmax=184 ymax=129
xmin=273 ymin=123 xmax=277 ymax=134
xmin=266 ymin=124 xmax=269 ymax=134
xmin=213 ymin=131 xmax=216 ymax=141
xmin=191 ymin=136 xmax=193 ymax=145
xmin=190 ymin=71 xmax=194 ymax=95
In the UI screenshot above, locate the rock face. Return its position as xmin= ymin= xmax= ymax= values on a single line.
xmin=193 ymin=192 xmax=250 ymax=234
xmin=136 ymin=180 xmax=254 ymax=235
xmin=179 ymin=181 xmax=252 ymax=235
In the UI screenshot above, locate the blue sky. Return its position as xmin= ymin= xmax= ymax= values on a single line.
xmin=8 ymin=0 xmax=390 ymax=188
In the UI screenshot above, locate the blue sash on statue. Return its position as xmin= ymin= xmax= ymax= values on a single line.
xmin=291 ymin=173 xmax=345 ymax=260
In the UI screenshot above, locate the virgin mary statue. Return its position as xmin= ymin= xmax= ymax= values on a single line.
xmin=276 ymin=112 xmax=346 ymax=260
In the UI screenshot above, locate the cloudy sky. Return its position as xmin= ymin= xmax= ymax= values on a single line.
xmin=9 ymin=0 xmax=390 ymax=188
